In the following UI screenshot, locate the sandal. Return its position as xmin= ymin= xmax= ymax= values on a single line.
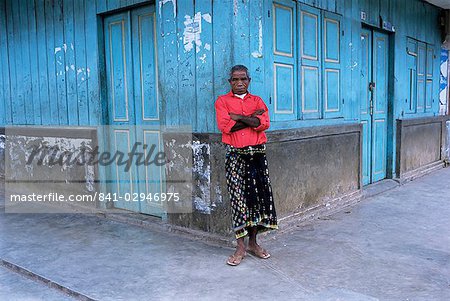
xmin=226 ymin=251 xmax=246 ymax=266
xmin=247 ymin=247 xmax=270 ymax=259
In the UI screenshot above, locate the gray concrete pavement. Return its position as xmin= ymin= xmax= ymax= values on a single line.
xmin=1 ymin=167 xmax=450 ymax=300
xmin=0 ymin=268 xmax=74 ymax=301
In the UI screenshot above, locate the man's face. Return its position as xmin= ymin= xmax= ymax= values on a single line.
xmin=229 ymin=70 xmax=250 ymax=95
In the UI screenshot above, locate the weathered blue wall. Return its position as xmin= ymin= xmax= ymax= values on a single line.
xmin=0 ymin=0 xmax=444 ymax=132
xmin=0 ymin=0 xmax=101 ymax=125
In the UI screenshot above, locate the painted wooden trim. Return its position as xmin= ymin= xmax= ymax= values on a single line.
xmin=301 ymin=65 xmax=319 ymax=113
xmin=138 ymin=12 xmax=159 ymax=121
xmin=426 ymin=47 xmax=434 ymax=77
xmin=324 ymin=68 xmax=340 ymax=112
xmin=323 ymin=17 xmax=340 ymax=63
xmin=143 ymin=129 xmax=162 ymax=204
xmin=417 ymin=79 xmax=424 ymax=110
xmin=152 ymin=12 xmax=160 ymax=121
xmin=361 ymin=32 xmax=370 ymax=115
xmin=113 ymin=129 xmax=133 ymax=196
xmin=273 ymin=62 xmax=294 ymax=114
xmin=373 ymin=118 xmax=386 ymax=175
xmin=417 ymin=44 xmax=426 ymax=76
xmin=300 ymin=10 xmax=318 ymax=61
xmin=109 ymin=20 xmax=129 ymax=122
xmin=373 ymin=36 xmax=387 ymax=115
xmin=273 ymin=3 xmax=293 ymax=58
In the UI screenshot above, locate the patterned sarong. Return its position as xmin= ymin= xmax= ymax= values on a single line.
xmin=225 ymin=144 xmax=278 ymax=239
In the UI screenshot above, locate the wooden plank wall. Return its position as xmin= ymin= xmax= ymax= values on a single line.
xmin=0 ymin=0 xmax=444 ymax=132
xmin=0 ymin=0 xmax=102 ymax=126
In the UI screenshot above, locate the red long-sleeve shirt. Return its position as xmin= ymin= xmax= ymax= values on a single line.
xmin=214 ymin=91 xmax=270 ymax=148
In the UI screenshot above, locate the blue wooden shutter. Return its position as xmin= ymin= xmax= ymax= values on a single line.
xmin=272 ymin=0 xmax=297 ymax=121
xmin=299 ymin=4 xmax=321 ymax=119
xmin=425 ymin=44 xmax=434 ymax=112
xmin=406 ymin=38 xmax=417 ymax=114
xmin=416 ymin=42 xmax=426 ymax=113
xmin=322 ymin=11 xmax=342 ymax=119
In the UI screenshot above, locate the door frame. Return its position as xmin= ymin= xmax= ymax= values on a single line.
xmin=97 ymin=4 xmax=165 ymax=217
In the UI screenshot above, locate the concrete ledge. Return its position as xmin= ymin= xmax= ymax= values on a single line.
xmin=99 ymin=211 xmax=235 ymax=248
xmin=362 ymin=179 xmax=399 ymax=199
xmin=4 ymin=126 xmax=97 ymax=139
xmin=0 ymin=258 xmax=96 ymax=301
xmin=396 ymin=116 xmax=450 ymax=179
xmin=395 ymin=161 xmax=445 ymax=184
xmin=266 ymin=123 xmax=362 ymax=144
xmin=2 ymin=126 xmax=98 ymax=205
xmin=261 ymin=189 xmax=363 ymax=240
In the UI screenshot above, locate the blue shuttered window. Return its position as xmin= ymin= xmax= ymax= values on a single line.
xmin=271 ymin=1 xmax=342 ymax=122
xmin=405 ymin=37 xmax=434 ymax=115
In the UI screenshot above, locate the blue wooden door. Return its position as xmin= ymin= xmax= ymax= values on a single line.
xmin=104 ymin=6 xmax=163 ymax=216
xmin=360 ymin=29 xmax=389 ymax=185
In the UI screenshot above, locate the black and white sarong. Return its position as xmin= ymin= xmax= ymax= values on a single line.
xmin=225 ymin=144 xmax=278 ymax=239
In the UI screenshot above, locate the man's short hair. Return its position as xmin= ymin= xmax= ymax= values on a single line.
xmin=229 ymin=65 xmax=251 ymax=80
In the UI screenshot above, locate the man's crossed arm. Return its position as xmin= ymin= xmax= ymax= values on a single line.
xmin=229 ymin=109 xmax=265 ymax=132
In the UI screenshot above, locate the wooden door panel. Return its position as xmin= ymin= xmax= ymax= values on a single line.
xmin=371 ymin=31 xmax=388 ymax=183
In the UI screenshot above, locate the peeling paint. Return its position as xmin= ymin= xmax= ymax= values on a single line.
xmin=85 ymin=166 xmax=95 ymax=192
xmin=204 ymin=43 xmax=211 ymax=51
xmin=183 ymin=12 xmax=202 ymax=53
xmin=5 ymin=135 xmax=94 ymax=191
xmin=54 ymin=42 xmax=90 ymax=82
xmin=199 ymin=53 xmax=207 ymax=63
xmin=347 ymin=61 xmax=358 ymax=70
xmin=233 ymin=0 xmax=238 ymax=16
xmin=202 ymin=13 xmax=211 ymax=23
xmin=213 ymin=184 xmax=223 ymax=207
xmin=191 ymin=140 xmax=211 ymax=214
xmin=159 ymin=0 xmax=177 ymax=18
xmin=251 ymin=19 xmax=263 ymax=58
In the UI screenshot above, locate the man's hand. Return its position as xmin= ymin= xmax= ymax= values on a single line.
xmin=229 ymin=110 xmax=263 ymax=129
xmin=229 ymin=113 xmax=242 ymax=121
xmin=251 ymin=109 xmax=265 ymax=117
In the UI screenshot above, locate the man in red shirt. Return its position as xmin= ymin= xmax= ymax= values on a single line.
xmin=215 ymin=65 xmax=278 ymax=266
